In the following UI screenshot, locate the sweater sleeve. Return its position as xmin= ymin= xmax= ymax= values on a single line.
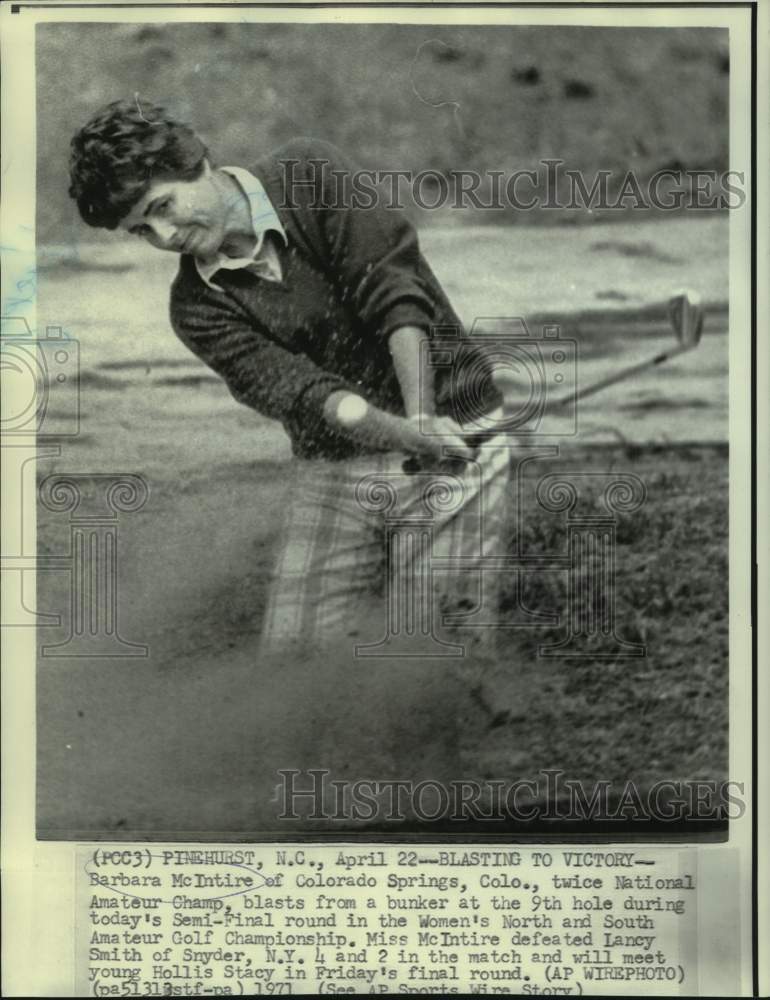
xmin=169 ymin=280 xmax=357 ymax=450
xmin=278 ymin=139 xmax=438 ymax=340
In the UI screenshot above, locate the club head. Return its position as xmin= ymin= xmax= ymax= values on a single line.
xmin=668 ymin=289 xmax=704 ymax=348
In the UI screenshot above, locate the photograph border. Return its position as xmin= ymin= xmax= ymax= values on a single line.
xmin=1 ymin=1 xmax=764 ymax=995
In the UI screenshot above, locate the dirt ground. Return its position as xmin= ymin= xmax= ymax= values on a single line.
xmin=36 ymin=443 xmax=728 ymax=839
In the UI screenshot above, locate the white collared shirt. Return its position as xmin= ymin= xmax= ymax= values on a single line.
xmin=195 ymin=166 xmax=287 ymax=289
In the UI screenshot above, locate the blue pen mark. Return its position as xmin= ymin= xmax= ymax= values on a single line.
xmin=3 ymin=266 xmax=37 ymax=314
xmin=2 ymin=226 xmax=38 ymax=316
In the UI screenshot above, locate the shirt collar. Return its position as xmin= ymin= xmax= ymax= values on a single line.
xmin=194 ymin=166 xmax=287 ymax=289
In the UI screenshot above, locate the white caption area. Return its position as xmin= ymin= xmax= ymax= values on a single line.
xmin=75 ymin=844 xmax=733 ymax=997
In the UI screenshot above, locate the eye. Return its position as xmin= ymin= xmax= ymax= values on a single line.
xmin=155 ymin=197 xmax=172 ymax=216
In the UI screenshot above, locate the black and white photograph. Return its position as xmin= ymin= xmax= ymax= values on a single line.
xmin=2 ymin=2 xmax=765 ymax=996
xmin=3 ymin=8 xmax=752 ymax=842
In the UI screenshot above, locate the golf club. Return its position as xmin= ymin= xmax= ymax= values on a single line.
xmin=402 ymin=288 xmax=704 ymax=474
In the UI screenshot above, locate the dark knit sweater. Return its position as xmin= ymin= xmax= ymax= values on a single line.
xmin=170 ymin=138 xmax=499 ymax=460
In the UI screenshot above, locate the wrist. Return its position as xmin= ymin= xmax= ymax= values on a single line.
xmin=398 ymin=413 xmax=429 ymax=453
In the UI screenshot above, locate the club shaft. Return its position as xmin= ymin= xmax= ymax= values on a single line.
xmin=552 ymin=342 xmax=688 ymax=409
xmin=401 ymin=290 xmax=702 ymax=470
xmin=465 ymin=342 xmax=693 ymax=451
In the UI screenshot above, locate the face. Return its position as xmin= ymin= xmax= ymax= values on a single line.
xmin=118 ymin=162 xmax=234 ymax=259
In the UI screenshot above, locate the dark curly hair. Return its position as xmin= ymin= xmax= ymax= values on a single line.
xmin=68 ymin=98 xmax=210 ymax=229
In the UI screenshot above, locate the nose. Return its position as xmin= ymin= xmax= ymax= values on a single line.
xmin=148 ymin=219 xmax=180 ymax=250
